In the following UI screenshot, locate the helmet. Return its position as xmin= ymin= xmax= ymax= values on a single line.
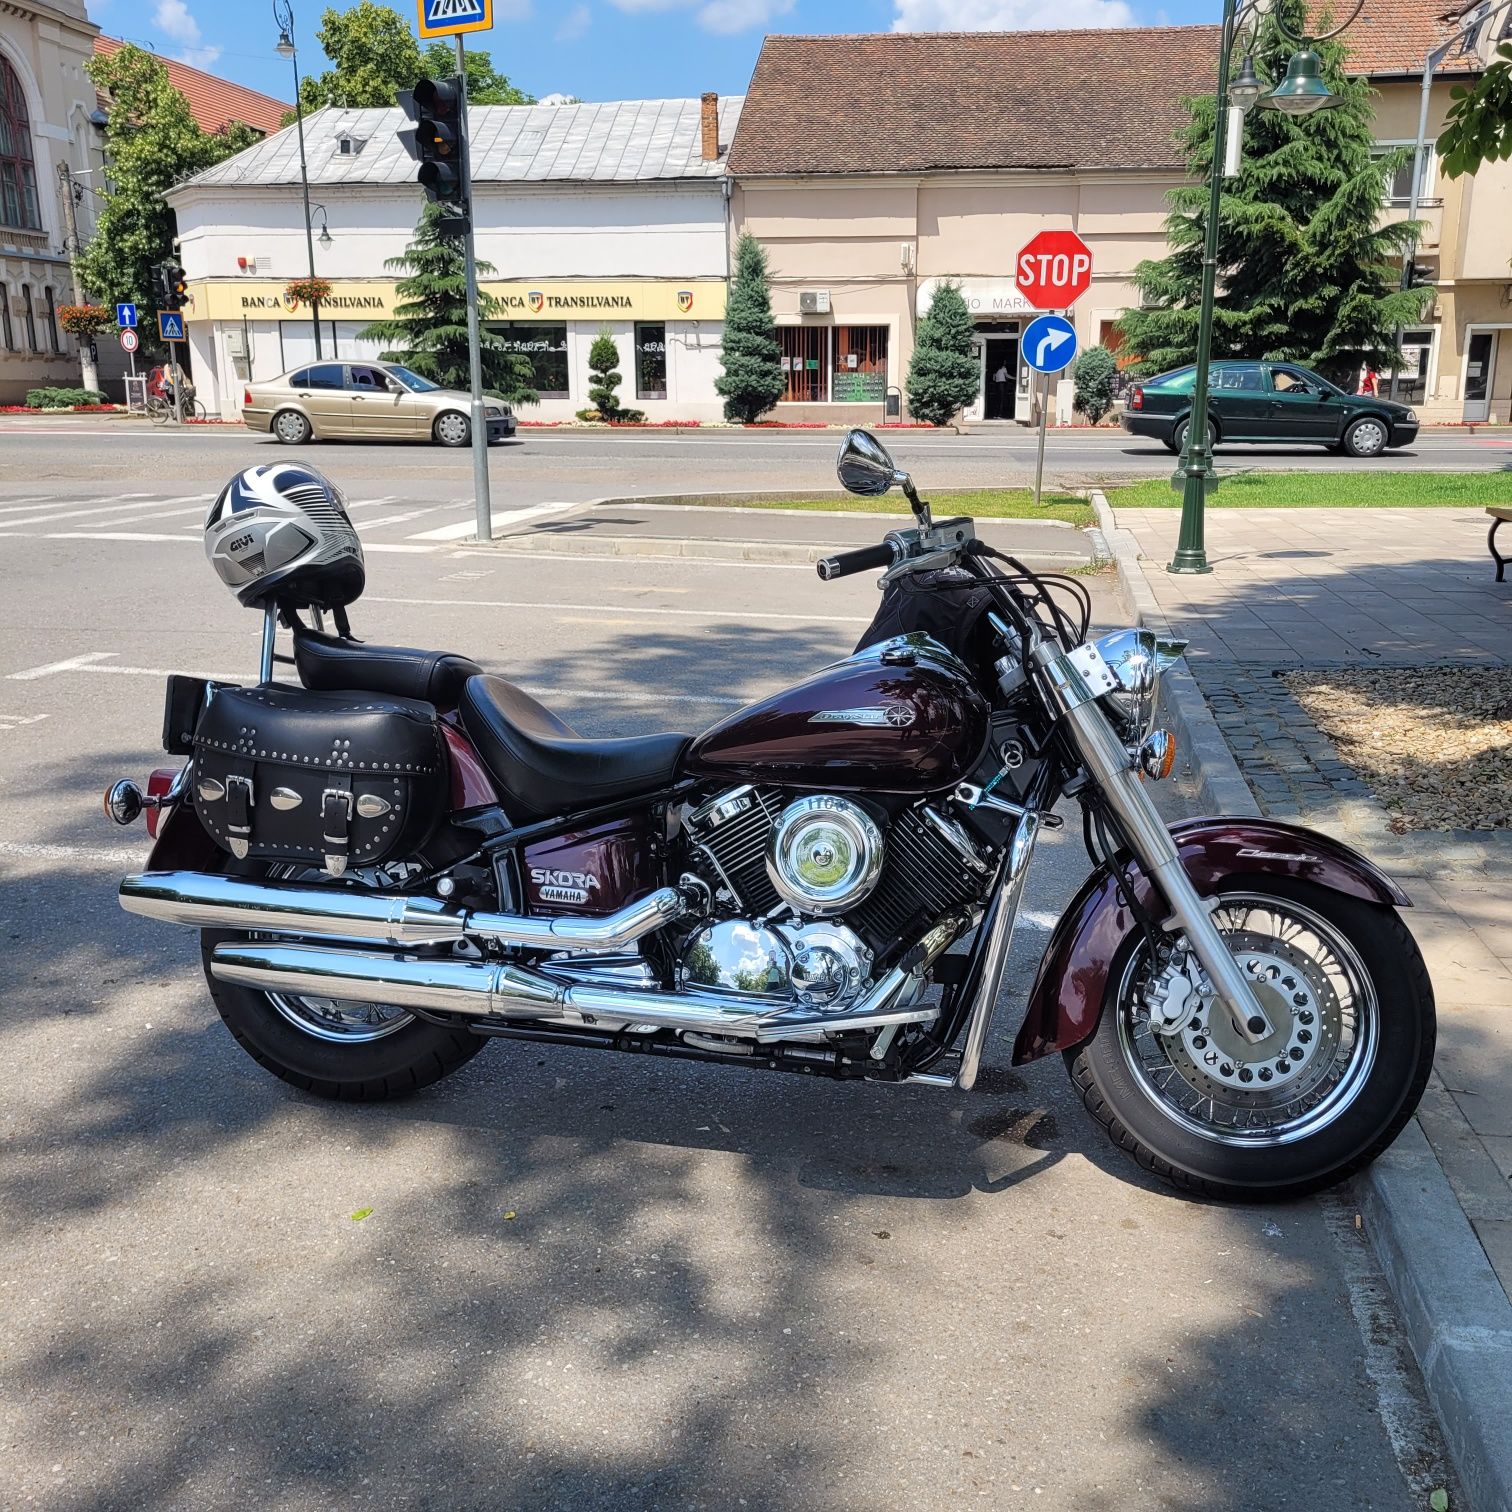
xmin=205 ymin=463 xmax=364 ymax=610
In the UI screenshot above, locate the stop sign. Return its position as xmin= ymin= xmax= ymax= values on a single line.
xmin=1015 ymin=230 xmax=1093 ymax=310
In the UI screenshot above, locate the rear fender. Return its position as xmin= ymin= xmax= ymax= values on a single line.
xmin=1011 ymin=817 xmax=1410 ymax=1066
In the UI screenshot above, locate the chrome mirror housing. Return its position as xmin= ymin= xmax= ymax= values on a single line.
xmin=837 ymin=429 xmax=911 ymax=498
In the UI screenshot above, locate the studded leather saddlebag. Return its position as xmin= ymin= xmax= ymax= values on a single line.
xmin=191 ymin=683 xmax=445 ymax=876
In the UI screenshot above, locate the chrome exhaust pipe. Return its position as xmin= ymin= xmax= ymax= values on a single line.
xmin=209 ymin=925 xmax=957 ymax=1044
xmin=118 ymin=870 xmax=687 ymax=953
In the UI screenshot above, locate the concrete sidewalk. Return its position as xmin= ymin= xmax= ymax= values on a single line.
xmin=1102 ymin=497 xmax=1512 ymax=1510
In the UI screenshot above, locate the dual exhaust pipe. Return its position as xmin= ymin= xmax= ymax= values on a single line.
xmin=119 ymin=871 xmax=955 ymax=1045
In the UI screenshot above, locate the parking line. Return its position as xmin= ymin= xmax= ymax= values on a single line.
xmin=7 ymin=651 xmax=119 ymax=680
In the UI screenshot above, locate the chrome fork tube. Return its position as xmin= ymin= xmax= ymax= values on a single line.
xmin=259 ymin=604 xmax=277 ymax=683
xmin=1034 ymin=643 xmax=1273 ymax=1044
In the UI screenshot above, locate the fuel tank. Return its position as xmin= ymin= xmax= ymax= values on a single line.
xmin=685 ymin=634 xmax=990 ymax=794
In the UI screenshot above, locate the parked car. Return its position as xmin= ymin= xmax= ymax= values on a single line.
xmin=242 ymin=360 xmax=517 ymax=447
xmin=1122 ymin=360 xmax=1418 ymax=458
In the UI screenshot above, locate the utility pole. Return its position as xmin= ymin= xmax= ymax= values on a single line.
xmin=57 ymin=162 xmax=100 ymax=394
xmin=455 ymin=35 xmax=492 ymax=543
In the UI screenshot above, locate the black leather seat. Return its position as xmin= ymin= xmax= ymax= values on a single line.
xmin=459 ymin=674 xmax=690 ymax=819
xmin=293 ymin=626 xmax=481 ymax=709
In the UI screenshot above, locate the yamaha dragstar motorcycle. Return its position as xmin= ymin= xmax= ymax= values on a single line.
xmin=107 ymin=432 xmax=1434 ymax=1199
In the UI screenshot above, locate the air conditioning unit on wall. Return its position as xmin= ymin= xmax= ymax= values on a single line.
xmin=798 ymin=289 xmax=831 ymax=315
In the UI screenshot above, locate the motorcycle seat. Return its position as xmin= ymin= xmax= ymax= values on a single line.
xmin=459 ymin=674 xmax=690 ymax=820
xmin=293 ymin=626 xmax=482 ymax=709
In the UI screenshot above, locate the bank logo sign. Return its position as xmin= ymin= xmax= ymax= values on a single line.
xmin=677 ymin=290 xmax=693 ymax=313
xmin=417 ymin=0 xmax=492 ymax=39
xmin=528 ymin=290 xmax=545 ymax=313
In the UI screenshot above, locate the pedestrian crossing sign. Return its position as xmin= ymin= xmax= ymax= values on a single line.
xmin=158 ymin=311 xmax=186 ymax=341
xmin=417 ymin=0 xmax=491 ymax=38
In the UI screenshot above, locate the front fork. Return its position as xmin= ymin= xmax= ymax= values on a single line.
xmin=1033 ymin=642 xmax=1275 ymax=1045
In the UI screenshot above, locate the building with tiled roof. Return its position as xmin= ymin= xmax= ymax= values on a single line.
xmin=93 ymin=36 xmax=288 ymax=136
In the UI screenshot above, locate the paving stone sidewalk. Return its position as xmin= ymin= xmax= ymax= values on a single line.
xmin=1113 ymin=504 xmax=1512 ymax=1303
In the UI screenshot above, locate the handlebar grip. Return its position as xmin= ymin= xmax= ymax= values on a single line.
xmin=816 ymin=542 xmax=896 ymax=581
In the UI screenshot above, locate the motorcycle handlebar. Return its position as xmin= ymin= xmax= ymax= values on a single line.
xmin=816 ymin=542 xmax=897 ymax=581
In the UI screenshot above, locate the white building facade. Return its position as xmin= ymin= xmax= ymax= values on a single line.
xmin=0 ymin=0 xmax=100 ymax=403
xmin=167 ymin=95 xmax=740 ymax=421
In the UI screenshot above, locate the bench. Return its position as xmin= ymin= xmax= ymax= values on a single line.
xmin=1491 ymin=507 xmax=1512 ymax=582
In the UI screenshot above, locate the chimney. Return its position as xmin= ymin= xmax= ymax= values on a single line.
xmin=700 ymin=91 xmax=719 ymax=162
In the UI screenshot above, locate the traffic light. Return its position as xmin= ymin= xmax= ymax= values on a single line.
xmin=398 ymin=76 xmax=468 ymax=224
xmin=153 ymin=261 xmax=188 ymax=310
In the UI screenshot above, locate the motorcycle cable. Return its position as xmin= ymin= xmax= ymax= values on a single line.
xmin=963 ymin=542 xmax=1091 ymax=648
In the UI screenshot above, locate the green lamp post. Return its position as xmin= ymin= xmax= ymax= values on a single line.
xmin=1167 ymin=4 xmax=1356 ymax=574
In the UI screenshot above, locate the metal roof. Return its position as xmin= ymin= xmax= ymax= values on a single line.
xmin=174 ymin=97 xmax=743 ymax=193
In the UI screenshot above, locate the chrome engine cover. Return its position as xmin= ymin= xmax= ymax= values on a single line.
xmin=681 ymin=919 xmax=793 ymax=996
xmin=777 ymin=921 xmax=873 ymax=1009
xmin=765 ymin=795 xmax=884 ymax=916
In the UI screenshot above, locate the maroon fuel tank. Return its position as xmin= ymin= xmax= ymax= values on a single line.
xmin=685 ymin=635 xmax=989 ymax=794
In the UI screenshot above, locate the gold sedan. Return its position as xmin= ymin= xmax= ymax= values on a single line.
xmin=242 ymin=359 xmax=517 ymax=447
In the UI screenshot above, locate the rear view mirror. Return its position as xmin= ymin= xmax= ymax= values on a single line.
xmin=837 ymin=429 xmax=908 ymax=498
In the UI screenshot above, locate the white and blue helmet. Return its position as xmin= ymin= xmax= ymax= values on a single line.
xmin=205 ymin=464 xmax=364 ymax=610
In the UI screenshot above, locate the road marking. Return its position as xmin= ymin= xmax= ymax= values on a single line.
xmin=411 ymin=500 xmax=584 ymax=541
xmin=367 ymin=593 xmax=873 ymax=625
xmin=0 ymin=711 xmax=49 ymax=729
xmin=0 ymin=839 xmax=138 ymax=867
xmin=483 ymin=547 xmax=818 ymax=572
xmin=7 ymin=651 xmax=118 ymax=680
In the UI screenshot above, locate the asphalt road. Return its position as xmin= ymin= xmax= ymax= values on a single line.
xmin=0 ymin=465 xmax=1460 ymax=1508
xmin=0 ymin=414 xmax=1507 ymax=511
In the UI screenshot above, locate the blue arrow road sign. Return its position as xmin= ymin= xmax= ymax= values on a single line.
xmin=1023 ymin=313 xmax=1077 ymax=374
xmin=116 ymin=302 xmax=137 ymax=329
xmin=158 ymin=311 xmax=185 ymax=341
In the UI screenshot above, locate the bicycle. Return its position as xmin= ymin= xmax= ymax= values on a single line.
xmin=147 ymin=394 xmax=209 ymax=425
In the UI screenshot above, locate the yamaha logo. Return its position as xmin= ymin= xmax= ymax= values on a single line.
xmin=885 ymin=704 xmax=916 ymax=728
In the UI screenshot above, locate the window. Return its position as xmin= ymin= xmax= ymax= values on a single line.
xmin=387 ymin=364 xmax=438 ymax=393
xmin=1213 ymin=363 xmax=1264 ymax=392
xmin=0 ymin=282 xmax=12 ymax=351
xmin=635 ymin=322 xmax=667 ymax=400
xmin=491 ymin=321 xmax=569 ymax=398
xmin=1386 ymin=327 xmax=1434 ymax=405
xmin=1373 ymin=144 xmax=1433 ymax=206
xmin=303 ymin=363 xmax=344 ymax=389
xmin=20 ymin=282 xmax=36 ymax=350
xmin=0 ymin=57 xmax=41 ymax=230
xmin=288 ymin=368 xmax=310 ymax=386
xmin=832 ymin=326 xmax=888 ymax=402
xmin=1153 ymin=365 xmax=1196 ymax=394
xmin=348 ymin=364 xmax=393 ymax=391
xmin=780 ymin=326 xmax=828 ymax=402
xmin=43 ymin=284 xmax=59 ymax=352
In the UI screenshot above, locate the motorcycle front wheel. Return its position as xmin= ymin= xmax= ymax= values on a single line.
xmin=1068 ymin=876 xmax=1435 ymax=1201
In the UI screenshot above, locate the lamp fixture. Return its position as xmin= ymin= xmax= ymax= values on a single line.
xmin=1262 ymin=48 xmax=1341 ymax=114
xmin=1228 ymin=55 xmax=1268 ymax=112
xmin=276 ymin=28 xmax=295 ymax=59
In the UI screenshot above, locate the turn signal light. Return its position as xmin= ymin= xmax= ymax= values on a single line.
xmin=1138 ymin=729 xmax=1176 ymax=782
xmin=243 ymin=387 xmax=252 ymax=407
xmin=1128 ymin=385 xmax=1144 ymax=411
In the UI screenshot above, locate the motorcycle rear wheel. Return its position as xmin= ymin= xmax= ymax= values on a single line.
xmin=1067 ymin=876 xmax=1434 ymax=1200
xmin=200 ymin=862 xmax=486 ymax=1101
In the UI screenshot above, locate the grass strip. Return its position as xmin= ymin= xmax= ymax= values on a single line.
xmin=1106 ymin=471 xmax=1510 ymax=509
xmin=696 ymin=489 xmax=1094 ymax=527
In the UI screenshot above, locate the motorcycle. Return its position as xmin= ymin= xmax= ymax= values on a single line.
xmin=106 ymin=432 xmax=1435 ymax=1199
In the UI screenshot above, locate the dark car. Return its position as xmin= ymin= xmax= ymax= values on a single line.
xmin=1122 ymin=360 xmax=1418 ymax=458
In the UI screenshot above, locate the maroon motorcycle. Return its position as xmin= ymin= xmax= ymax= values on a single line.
xmin=107 ymin=432 xmax=1434 ymax=1199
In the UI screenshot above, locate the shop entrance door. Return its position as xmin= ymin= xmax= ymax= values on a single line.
xmin=1464 ymin=331 xmax=1496 ymax=422
xmin=984 ymin=337 xmax=1018 ymax=420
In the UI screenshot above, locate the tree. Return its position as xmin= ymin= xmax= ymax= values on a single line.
xmin=1438 ymin=42 xmax=1512 ymax=180
xmin=715 ymin=234 xmax=786 ymax=423
xmin=1116 ymin=0 xmax=1431 ymax=385
xmin=359 ymin=202 xmax=536 ymax=404
xmin=1071 ymin=346 xmax=1119 ymax=425
xmin=906 ymin=282 xmax=979 ymax=427
xmin=80 ymin=46 xmax=256 ymax=335
xmin=293 ymin=2 xmax=532 ymax=114
xmin=578 ymin=328 xmax=643 ymax=422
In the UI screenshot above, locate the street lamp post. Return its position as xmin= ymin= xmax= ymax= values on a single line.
xmin=1167 ymin=2 xmax=1356 ymax=574
xmin=274 ymin=0 xmax=323 ymax=360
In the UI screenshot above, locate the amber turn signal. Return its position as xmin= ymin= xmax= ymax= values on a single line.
xmin=1138 ymin=729 xmax=1176 ymax=782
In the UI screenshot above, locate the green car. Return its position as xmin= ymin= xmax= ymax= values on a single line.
xmin=1122 ymin=360 xmax=1419 ymax=458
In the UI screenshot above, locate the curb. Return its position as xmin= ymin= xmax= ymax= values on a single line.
xmin=1095 ymin=485 xmax=1512 ymax=1512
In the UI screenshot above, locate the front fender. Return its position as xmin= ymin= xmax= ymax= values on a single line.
xmin=1011 ymin=817 xmax=1409 ymax=1066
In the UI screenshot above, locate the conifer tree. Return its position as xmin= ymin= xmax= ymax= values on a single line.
xmin=1071 ymin=346 xmax=1119 ymax=424
xmin=579 ymin=329 xmax=643 ymax=422
xmin=906 ymin=282 xmax=979 ymax=427
xmin=1117 ymin=0 xmax=1430 ymax=384
xmin=360 ymin=203 xmax=536 ymax=404
xmin=715 ymin=234 xmax=786 ymax=423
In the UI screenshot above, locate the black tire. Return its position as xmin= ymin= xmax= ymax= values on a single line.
xmin=1172 ymin=416 xmax=1218 ymax=455
xmin=1066 ymin=877 xmax=1435 ymax=1201
xmin=1162 ymin=436 xmax=1181 ymax=455
xmin=272 ymin=408 xmax=312 ymax=445
xmin=203 ymin=927 xmax=487 ymax=1100
xmin=434 ymin=411 xmax=470 ymax=448
xmin=1341 ymin=415 xmax=1390 ymax=459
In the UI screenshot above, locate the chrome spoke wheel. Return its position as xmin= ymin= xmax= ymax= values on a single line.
xmin=1116 ymin=893 xmax=1379 ymax=1147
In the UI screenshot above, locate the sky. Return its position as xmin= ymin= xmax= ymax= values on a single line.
xmin=87 ymin=0 xmax=1210 ymax=107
